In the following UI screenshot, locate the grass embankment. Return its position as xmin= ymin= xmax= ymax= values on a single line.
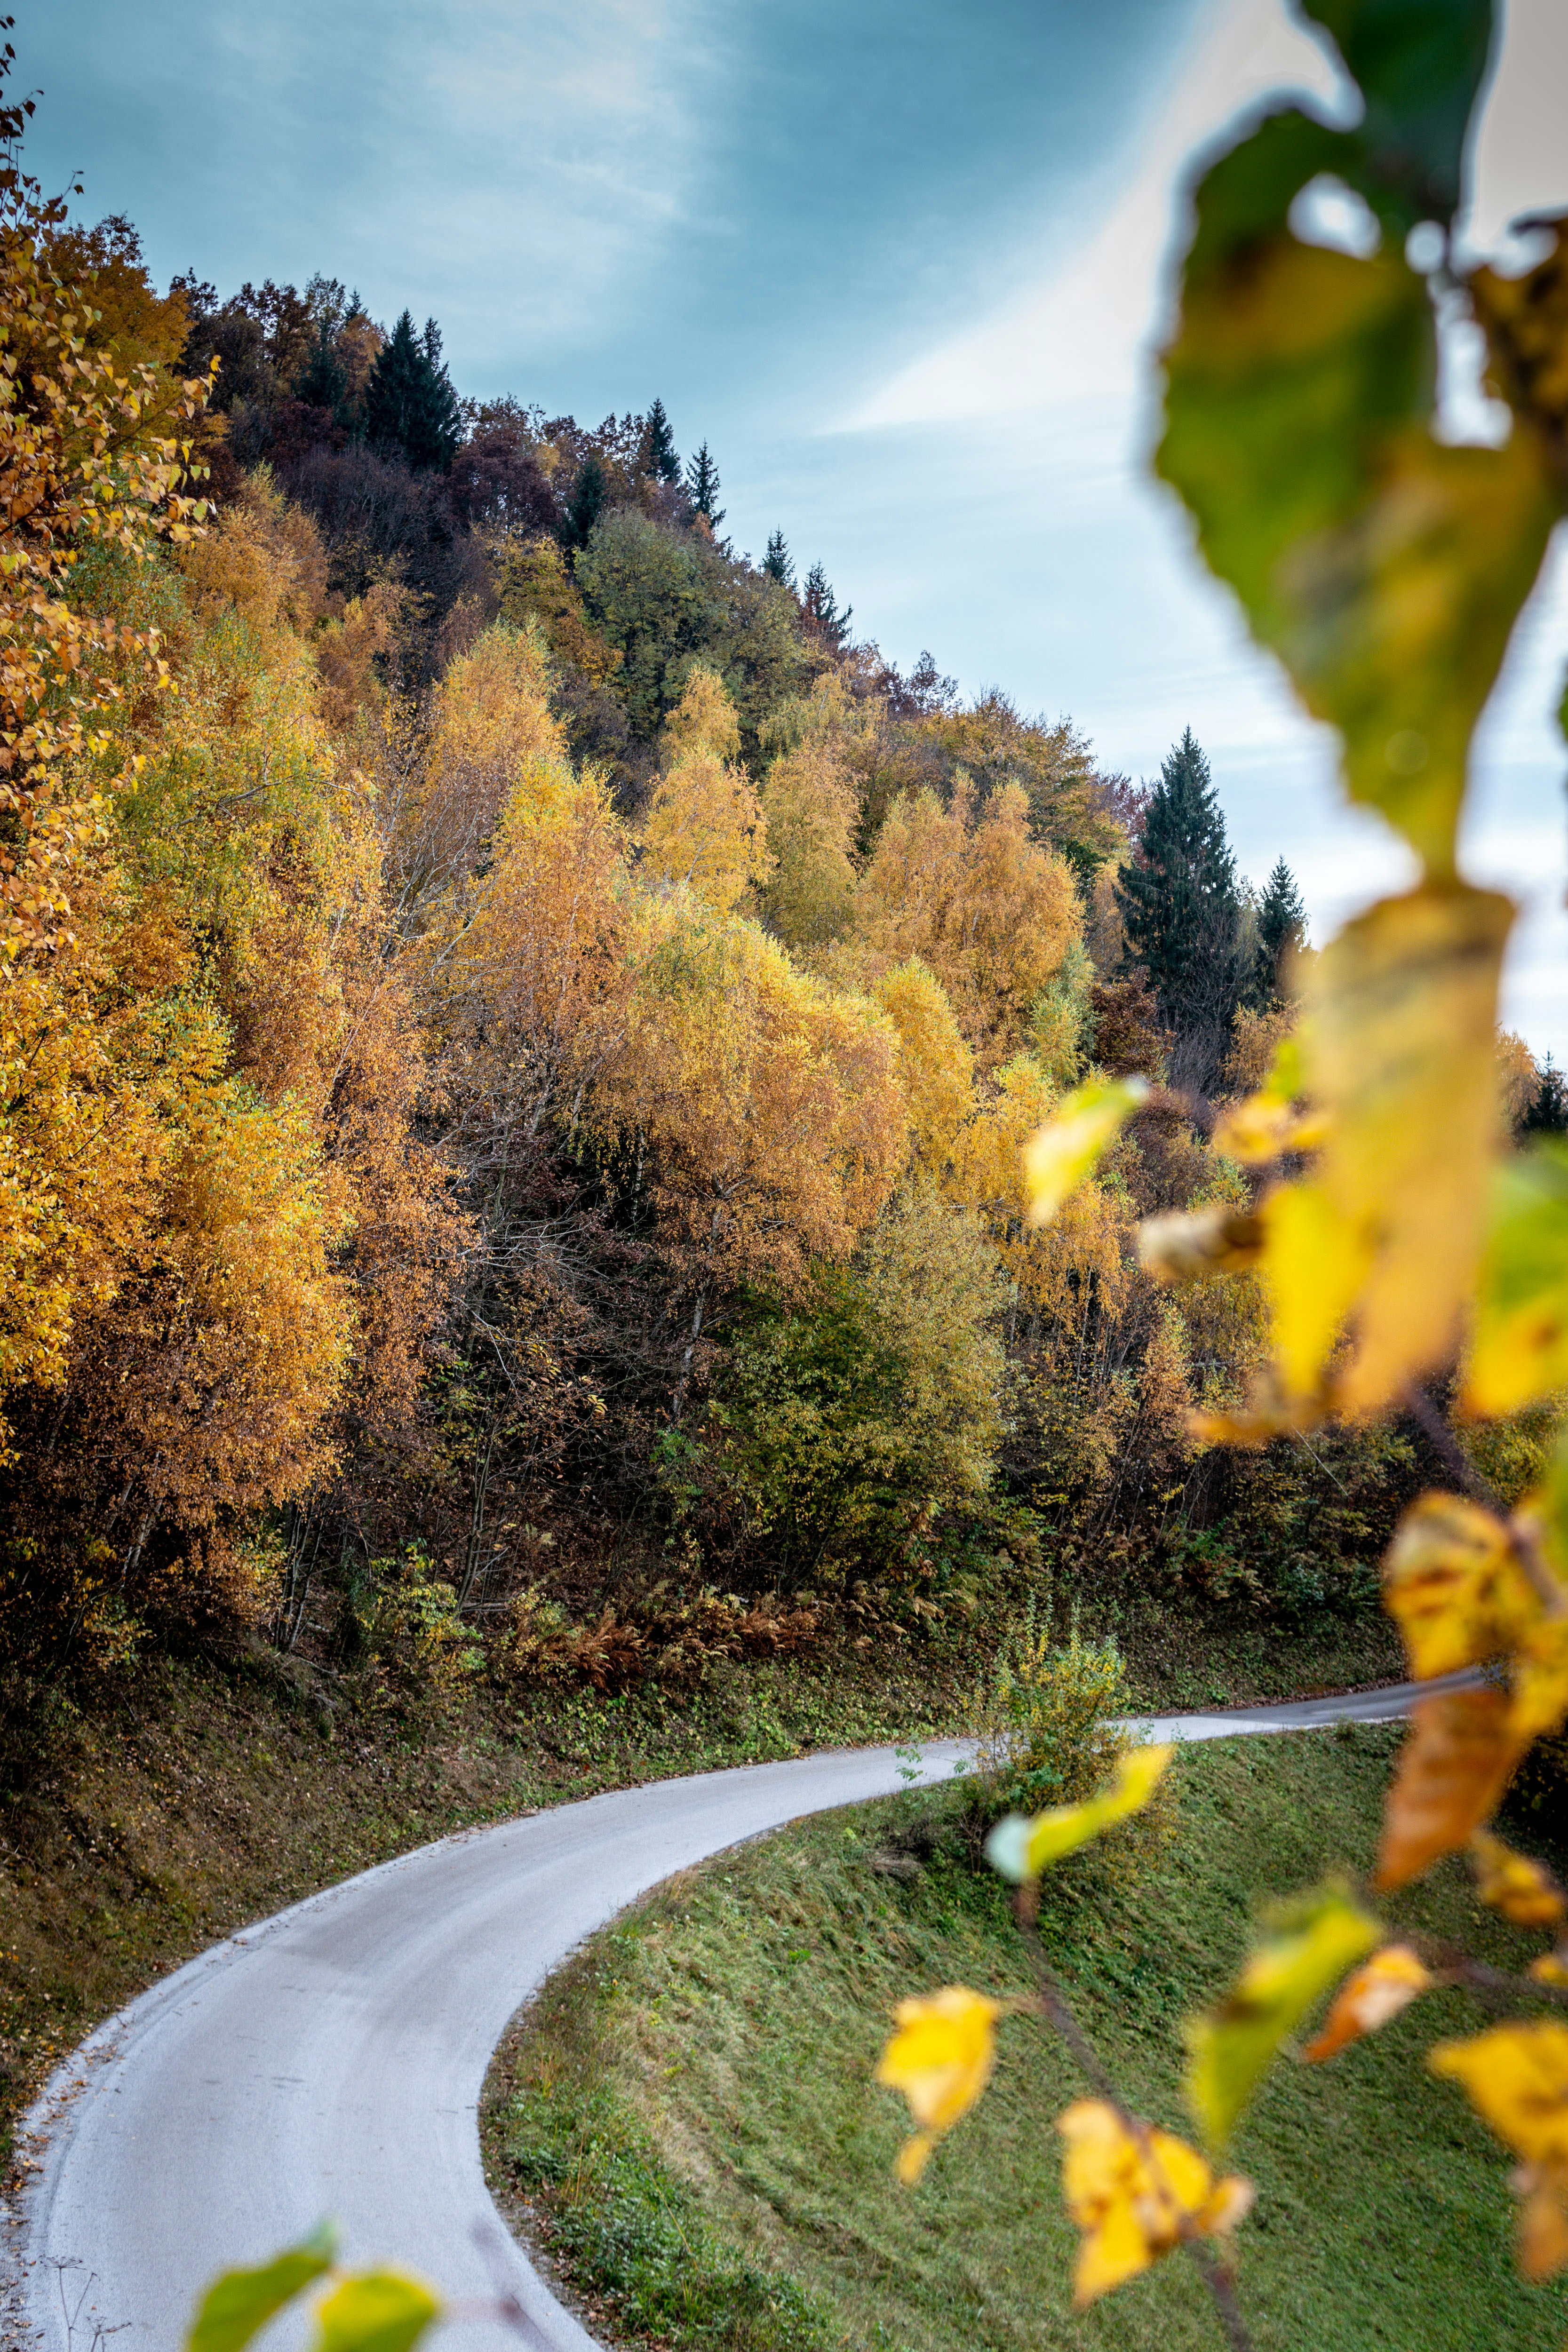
xmin=487 ymin=1724 xmax=1567 ymax=2352
xmin=0 ymin=1602 xmax=1398 ymax=2173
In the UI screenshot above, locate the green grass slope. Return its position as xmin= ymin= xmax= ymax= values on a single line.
xmin=487 ymin=1725 xmax=1568 ymax=2352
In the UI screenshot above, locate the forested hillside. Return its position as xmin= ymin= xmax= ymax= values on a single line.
xmin=3 ymin=84 xmax=1559 ymax=1770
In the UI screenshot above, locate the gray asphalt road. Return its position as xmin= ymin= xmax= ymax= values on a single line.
xmin=4 ymin=1670 xmax=1479 ymax=2352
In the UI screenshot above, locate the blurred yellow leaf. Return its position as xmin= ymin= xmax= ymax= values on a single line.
xmin=1472 ymin=1830 xmax=1568 ymax=1928
xmin=1431 ymin=2021 xmax=1568 ymax=2280
xmin=1184 ymin=1881 xmax=1378 ymax=2149
xmin=1303 ymin=1942 xmax=1432 ymax=2062
xmin=875 ymin=1986 xmax=1001 ymax=2183
xmin=1383 ymin=1492 xmax=1522 ymax=1678
xmin=1021 ymin=1077 xmax=1149 ymax=1226
xmin=1288 ymin=883 xmax=1512 ymax=1416
xmin=310 ymin=2273 xmax=440 ymax=2352
xmin=1464 ymin=1141 xmax=1568 ymax=1418
xmin=1257 ymin=1179 xmax=1369 ymax=1410
xmin=985 ymin=1745 xmax=1173 ymax=1884
xmin=1531 ymin=1946 xmax=1568 ymax=1988
xmin=1058 ymin=2098 xmax=1252 ymax=2307
xmin=1211 ymin=1034 xmax=1329 ymax=1166
xmin=1138 ymin=1203 xmax=1264 ymax=1284
xmin=1377 ymin=1685 xmax=1524 ymax=1889
xmin=1381 ymin=1489 xmax=1568 ymax=1746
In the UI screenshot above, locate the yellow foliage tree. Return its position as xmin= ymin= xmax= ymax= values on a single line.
xmin=853 ymin=778 xmax=1077 ymax=1064
xmin=760 ymin=732 xmax=859 ymax=948
xmin=641 ymin=667 xmax=772 ymax=915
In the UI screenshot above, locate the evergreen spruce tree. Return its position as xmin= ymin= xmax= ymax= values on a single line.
xmin=764 ymin=529 xmax=795 ymax=588
xmin=1523 ymin=1055 xmax=1568 ymax=1137
xmin=685 ymin=440 xmax=724 ymax=525
xmin=639 ymin=397 xmax=681 ymax=483
xmin=296 ymin=322 xmax=347 ymax=417
xmin=802 ymin=560 xmax=852 ymax=650
xmin=362 ymin=310 xmax=461 ymax=472
xmin=1254 ymin=855 xmax=1306 ymax=1004
xmin=561 ymin=452 xmax=607 ymax=554
xmin=1114 ymin=727 xmax=1243 ymax=1092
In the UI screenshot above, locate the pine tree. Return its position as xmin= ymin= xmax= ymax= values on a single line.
xmin=561 ymin=453 xmax=607 ymax=554
xmin=639 ymin=397 xmax=681 ymax=484
xmin=1254 ymin=855 xmax=1306 ymax=1004
xmin=802 ymin=561 xmax=852 ymax=651
xmin=685 ymin=440 xmax=724 ymax=525
xmin=764 ymin=529 xmax=795 ymax=588
xmin=362 ymin=310 xmax=461 ymax=472
xmin=1114 ymin=727 xmax=1243 ymax=1094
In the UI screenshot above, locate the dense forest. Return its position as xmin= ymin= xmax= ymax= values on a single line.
xmin=4 ymin=103 xmax=1561 ymax=1756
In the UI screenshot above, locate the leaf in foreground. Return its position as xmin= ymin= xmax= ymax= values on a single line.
xmin=1465 ymin=1141 xmax=1568 ymax=1417
xmin=985 ymin=1744 xmax=1173 ymax=1884
xmin=1377 ymin=1685 xmax=1525 ymax=1890
xmin=1021 ymin=1077 xmax=1149 ymax=1226
xmin=311 ymin=2272 xmax=442 ymax=2352
xmin=1303 ymin=1943 xmax=1433 ymax=2062
xmin=1058 ymin=2099 xmax=1252 ymax=2307
xmin=186 ymin=2226 xmax=338 ymax=2352
xmin=1471 ymin=1830 xmax=1568 ymax=1928
xmin=875 ymin=1986 xmax=1001 ymax=2183
xmin=1184 ymin=1882 xmax=1378 ymax=2149
xmin=1431 ymin=2021 xmax=1568 ymax=2280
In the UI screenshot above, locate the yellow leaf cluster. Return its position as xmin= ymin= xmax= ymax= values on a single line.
xmin=1431 ymin=2022 xmax=1568 ymax=2280
xmin=1058 ymin=2100 xmax=1252 ymax=2306
xmin=875 ymin=1986 xmax=1001 ymax=2184
xmin=642 ymin=667 xmax=772 ymax=916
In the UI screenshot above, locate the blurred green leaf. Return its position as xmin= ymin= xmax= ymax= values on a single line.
xmin=1184 ymin=1882 xmax=1379 ymax=2150
xmin=311 ymin=2271 xmax=441 ymax=2352
xmin=1465 ymin=1141 xmax=1568 ymax=1416
xmin=986 ymin=1744 xmax=1173 ymax=1883
xmin=1160 ymin=106 xmax=1557 ymax=873
xmin=186 ymin=2225 xmax=338 ymax=2352
xmin=1307 ymin=0 xmax=1495 ymax=230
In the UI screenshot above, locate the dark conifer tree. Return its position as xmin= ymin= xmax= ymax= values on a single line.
xmin=685 ymin=440 xmax=724 ymax=525
xmin=764 ymin=529 xmax=795 ymax=588
xmin=1523 ymin=1055 xmax=1568 ymax=1137
xmin=363 ymin=311 xmax=461 ymax=472
xmin=1115 ymin=727 xmax=1243 ymax=1093
xmin=1254 ymin=855 xmax=1306 ymax=1004
xmin=296 ymin=323 xmax=347 ymax=417
xmin=802 ymin=560 xmax=852 ymax=650
xmin=561 ymin=453 xmax=607 ymax=554
xmin=639 ymin=397 xmax=681 ymax=483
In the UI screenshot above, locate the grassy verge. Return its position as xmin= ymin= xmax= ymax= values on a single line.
xmin=0 ymin=1597 xmax=1401 ymax=2175
xmin=0 ymin=1642 xmax=961 ymax=2167
xmin=486 ymin=1725 xmax=1568 ymax=2352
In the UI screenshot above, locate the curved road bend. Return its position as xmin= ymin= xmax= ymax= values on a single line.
xmin=6 ymin=1669 xmax=1481 ymax=2352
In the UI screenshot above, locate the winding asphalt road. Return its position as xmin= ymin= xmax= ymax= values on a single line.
xmin=3 ymin=1671 xmax=1477 ymax=2352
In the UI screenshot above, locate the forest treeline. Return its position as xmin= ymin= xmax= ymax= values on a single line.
xmin=4 ymin=98 xmax=1561 ymax=1732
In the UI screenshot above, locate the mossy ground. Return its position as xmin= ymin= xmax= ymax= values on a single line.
xmin=487 ymin=1724 xmax=1568 ymax=2352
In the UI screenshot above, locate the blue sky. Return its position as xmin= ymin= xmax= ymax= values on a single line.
xmin=24 ymin=0 xmax=1568 ymax=1049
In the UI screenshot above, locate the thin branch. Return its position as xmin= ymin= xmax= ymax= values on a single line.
xmin=1015 ymin=1904 xmax=1257 ymax=2352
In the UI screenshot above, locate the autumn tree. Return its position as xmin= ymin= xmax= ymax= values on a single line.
xmin=760 ymin=728 xmax=859 ymax=948
xmin=640 ymin=667 xmax=772 ymax=915
xmin=853 ymin=778 xmax=1079 ymax=1065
